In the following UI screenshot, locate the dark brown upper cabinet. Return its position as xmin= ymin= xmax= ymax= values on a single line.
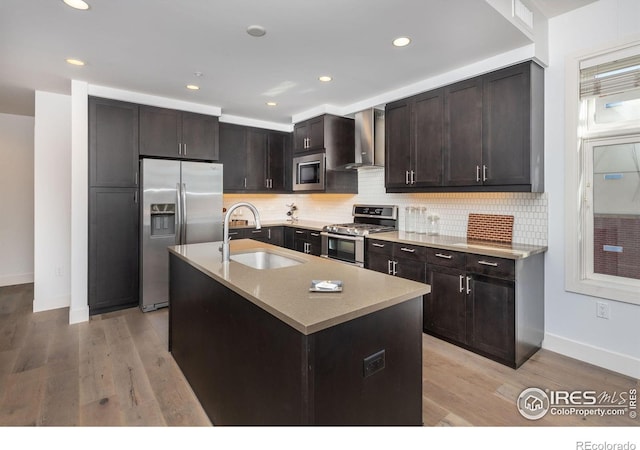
xmin=482 ymin=62 xmax=544 ymax=191
xmin=219 ymin=123 xmax=291 ymax=193
xmin=88 ymin=97 xmax=139 ymax=188
xmin=386 ymin=89 xmax=444 ymax=190
xmin=139 ymin=105 xmax=219 ymax=161
xmin=386 ymin=60 xmax=544 ymax=193
xmin=443 ymin=78 xmax=483 ymax=187
xmin=293 ymin=116 xmax=324 ymax=153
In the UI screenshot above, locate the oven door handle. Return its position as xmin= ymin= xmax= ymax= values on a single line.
xmin=320 ymin=231 xmax=364 ymax=241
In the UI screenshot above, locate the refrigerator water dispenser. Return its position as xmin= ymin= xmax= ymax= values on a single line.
xmin=150 ymin=203 xmax=175 ymax=236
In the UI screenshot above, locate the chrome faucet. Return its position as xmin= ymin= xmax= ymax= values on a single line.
xmin=221 ymin=202 xmax=261 ymax=262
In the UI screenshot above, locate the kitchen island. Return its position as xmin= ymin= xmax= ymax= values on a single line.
xmin=168 ymin=239 xmax=430 ymax=425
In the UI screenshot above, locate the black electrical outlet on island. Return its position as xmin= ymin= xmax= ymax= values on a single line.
xmin=363 ymin=349 xmax=386 ymax=377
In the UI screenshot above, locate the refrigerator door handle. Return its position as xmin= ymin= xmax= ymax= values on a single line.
xmin=181 ymin=183 xmax=188 ymax=243
xmin=175 ymin=183 xmax=183 ymax=244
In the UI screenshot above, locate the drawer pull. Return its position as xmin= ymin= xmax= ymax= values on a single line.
xmin=400 ymin=247 xmax=415 ymax=253
xmin=251 ymin=230 xmax=262 ymax=234
xmin=372 ymin=243 xmax=385 ymax=248
xmin=435 ymin=253 xmax=452 ymax=259
xmin=295 ymin=230 xmax=305 ymax=234
xmin=478 ymin=260 xmax=498 ymax=267
xmin=310 ymin=232 xmax=320 ymax=237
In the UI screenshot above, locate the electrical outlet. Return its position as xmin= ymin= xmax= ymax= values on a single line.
xmin=363 ymin=349 xmax=385 ymax=378
xmin=596 ymin=301 xmax=610 ymax=319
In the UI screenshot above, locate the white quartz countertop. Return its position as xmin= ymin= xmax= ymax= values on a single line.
xmin=229 ymin=219 xmax=326 ymax=231
xmin=369 ymin=231 xmax=547 ymax=260
xmin=168 ymin=239 xmax=430 ymax=335
xmin=230 ymin=220 xmax=547 ymax=259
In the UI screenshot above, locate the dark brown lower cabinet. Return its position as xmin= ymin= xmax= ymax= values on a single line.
xmin=425 ymin=248 xmax=543 ymax=368
xmin=291 ymin=228 xmax=322 ymax=256
xmin=88 ymin=187 xmax=139 ymax=315
xmin=467 ymin=274 xmax=515 ymax=363
xmin=169 ymin=254 xmax=423 ymax=425
xmin=227 ymin=226 xmax=284 ymax=247
xmin=425 ymin=265 xmax=467 ymax=343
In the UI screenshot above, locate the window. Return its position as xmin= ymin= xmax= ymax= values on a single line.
xmin=566 ymin=42 xmax=640 ymax=305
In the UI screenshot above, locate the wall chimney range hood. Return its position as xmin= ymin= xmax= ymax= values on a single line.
xmin=342 ymin=108 xmax=385 ymax=169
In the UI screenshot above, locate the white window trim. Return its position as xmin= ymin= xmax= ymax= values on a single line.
xmin=564 ymin=38 xmax=640 ymax=306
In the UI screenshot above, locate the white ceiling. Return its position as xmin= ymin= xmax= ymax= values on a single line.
xmin=0 ymin=0 xmax=596 ymax=125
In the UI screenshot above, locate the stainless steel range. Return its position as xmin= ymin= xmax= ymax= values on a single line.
xmin=321 ymin=204 xmax=398 ymax=267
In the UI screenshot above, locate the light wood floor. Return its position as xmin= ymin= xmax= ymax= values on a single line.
xmin=1 ymin=283 xmax=637 ymax=426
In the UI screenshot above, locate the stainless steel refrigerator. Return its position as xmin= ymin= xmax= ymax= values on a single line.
xmin=140 ymin=158 xmax=223 ymax=312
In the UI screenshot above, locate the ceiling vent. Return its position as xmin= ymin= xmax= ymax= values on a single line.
xmin=513 ymin=0 xmax=534 ymax=29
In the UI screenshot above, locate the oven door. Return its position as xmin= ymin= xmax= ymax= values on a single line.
xmin=321 ymin=232 xmax=364 ymax=267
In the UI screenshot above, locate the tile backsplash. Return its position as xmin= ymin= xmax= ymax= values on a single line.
xmin=224 ymin=168 xmax=548 ymax=246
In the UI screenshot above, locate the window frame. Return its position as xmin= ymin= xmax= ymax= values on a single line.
xmin=564 ymin=39 xmax=640 ymax=306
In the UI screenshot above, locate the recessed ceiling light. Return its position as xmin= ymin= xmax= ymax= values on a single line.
xmin=66 ymin=58 xmax=85 ymax=66
xmin=319 ymin=75 xmax=332 ymax=82
xmin=392 ymin=36 xmax=411 ymax=47
xmin=194 ymin=71 xmax=204 ymax=77
xmin=186 ymin=85 xmax=200 ymax=90
xmin=63 ymin=0 xmax=90 ymax=10
xmin=266 ymin=101 xmax=277 ymax=107
xmin=247 ymin=25 xmax=266 ymax=37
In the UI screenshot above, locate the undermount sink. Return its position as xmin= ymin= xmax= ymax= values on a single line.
xmin=230 ymin=250 xmax=305 ymax=270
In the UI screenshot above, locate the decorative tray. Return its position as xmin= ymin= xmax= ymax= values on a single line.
xmin=309 ymin=280 xmax=343 ymax=293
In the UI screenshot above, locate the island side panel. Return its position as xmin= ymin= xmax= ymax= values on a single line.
xmin=309 ymin=296 xmax=423 ymax=425
xmin=169 ymin=254 xmax=309 ymax=425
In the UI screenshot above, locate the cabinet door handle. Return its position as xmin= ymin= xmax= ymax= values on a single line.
xmin=405 ymin=170 xmax=410 ymax=185
xmin=244 ymin=178 xmax=247 ymax=188
xmin=459 ymin=275 xmax=464 ymax=293
xmin=178 ymin=143 xmax=182 ymax=155
xmin=478 ymin=260 xmax=499 ymax=267
xmin=482 ymin=165 xmax=487 ymax=182
xmin=387 ymin=260 xmax=393 ymax=275
xmin=466 ymin=276 xmax=471 ymax=294
xmin=476 ymin=165 xmax=480 ymax=182
xmin=411 ymin=170 xmax=416 ymax=185
xmin=268 ymin=228 xmax=271 ymax=240
xmin=228 ymin=231 xmax=238 ymax=236
xmin=435 ymin=253 xmax=452 ymax=259
xmin=134 ymin=190 xmax=138 ymax=204
xmin=184 ymin=143 xmax=187 ymax=156
xmin=393 ymin=261 xmax=398 ymax=276
xmin=372 ymin=243 xmax=385 ymax=248
xmin=400 ymin=247 xmax=415 ymax=253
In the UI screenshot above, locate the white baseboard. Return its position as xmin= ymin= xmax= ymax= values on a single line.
xmin=543 ymin=332 xmax=640 ymax=379
xmin=33 ymin=293 xmax=70 ymax=312
xmin=69 ymin=305 xmax=89 ymax=324
xmin=0 ymin=272 xmax=34 ymax=287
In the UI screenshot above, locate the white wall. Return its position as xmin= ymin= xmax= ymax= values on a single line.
xmin=0 ymin=113 xmax=34 ymax=286
xmin=33 ymin=91 xmax=71 ymax=312
xmin=544 ymin=0 xmax=640 ymax=378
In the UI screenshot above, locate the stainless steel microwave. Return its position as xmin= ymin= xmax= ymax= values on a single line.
xmin=292 ymin=153 xmax=325 ymax=191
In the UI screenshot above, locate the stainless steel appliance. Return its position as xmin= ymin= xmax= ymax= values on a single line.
xmin=292 ymin=153 xmax=325 ymax=191
xmin=321 ymin=204 xmax=398 ymax=267
xmin=140 ymin=158 xmax=223 ymax=311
